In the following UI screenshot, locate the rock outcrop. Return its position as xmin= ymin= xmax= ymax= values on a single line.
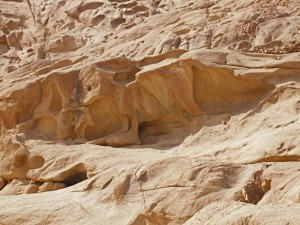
xmin=0 ymin=0 xmax=299 ymax=224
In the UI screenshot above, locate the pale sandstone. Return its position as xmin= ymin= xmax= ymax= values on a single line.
xmin=0 ymin=0 xmax=300 ymax=224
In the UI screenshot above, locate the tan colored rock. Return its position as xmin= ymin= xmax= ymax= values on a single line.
xmin=25 ymin=184 xmax=40 ymax=194
xmin=0 ymin=0 xmax=300 ymax=224
xmin=39 ymin=181 xmax=66 ymax=192
xmin=38 ymin=181 xmax=55 ymax=193
xmin=0 ymin=178 xmax=6 ymax=190
xmin=0 ymin=179 xmax=31 ymax=195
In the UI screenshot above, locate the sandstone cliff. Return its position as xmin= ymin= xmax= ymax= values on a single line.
xmin=0 ymin=0 xmax=300 ymax=224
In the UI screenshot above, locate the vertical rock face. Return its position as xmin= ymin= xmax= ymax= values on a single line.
xmin=2 ymin=55 xmax=275 ymax=147
xmin=0 ymin=0 xmax=300 ymax=224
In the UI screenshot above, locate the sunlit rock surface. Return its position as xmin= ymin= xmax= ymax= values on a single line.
xmin=0 ymin=0 xmax=299 ymax=224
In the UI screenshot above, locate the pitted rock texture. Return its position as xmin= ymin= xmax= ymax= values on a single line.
xmin=1 ymin=50 xmax=277 ymax=148
xmin=0 ymin=0 xmax=300 ymax=225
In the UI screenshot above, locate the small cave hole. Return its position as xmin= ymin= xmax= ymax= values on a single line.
xmin=87 ymin=86 xmax=92 ymax=91
xmin=63 ymin=171 xmax=88 ymax=187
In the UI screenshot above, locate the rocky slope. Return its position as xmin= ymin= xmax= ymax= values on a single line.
xmin=0 ymin=0 xmax=299 ymax=224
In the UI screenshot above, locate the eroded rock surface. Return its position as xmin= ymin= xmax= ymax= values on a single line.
xmin=0 ymin=0 xmax=300 ymax=224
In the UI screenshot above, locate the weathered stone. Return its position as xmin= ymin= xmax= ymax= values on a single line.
xmin=0 ymin=0 xmax=300 ymax=224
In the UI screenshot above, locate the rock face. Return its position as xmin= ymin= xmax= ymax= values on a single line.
xmin=0 ymin=0 xmax=299 ymax=224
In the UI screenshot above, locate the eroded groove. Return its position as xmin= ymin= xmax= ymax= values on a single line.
xmin=251 ymin=155 xmax=300 ymax=164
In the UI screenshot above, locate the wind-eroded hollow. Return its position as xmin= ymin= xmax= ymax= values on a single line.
xmin=52 ymin=164 xmax=88 ymax=187
xmin=2 ymin=56 xmax=277 ymax=148
xmin=63 ymin=170 xmax=88 ymax=187
xmin=192 ymin=65 xmax=274 ymax=114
